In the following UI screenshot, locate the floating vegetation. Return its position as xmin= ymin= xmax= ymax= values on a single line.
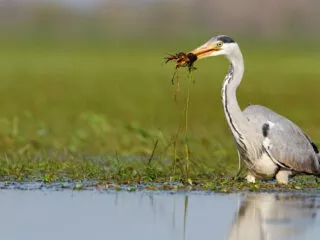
xmin=0 ymin=175 xmax=320 ymax=193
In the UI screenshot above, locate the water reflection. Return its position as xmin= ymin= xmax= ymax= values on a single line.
xmin=0 ymin=190 xmax=319 ymax=240
xmin=111 ymin=191 xmax=190 ymax=240
xmin=228 ymin=193 xmax=320 ymax=240
xmin=184 ymin=196 xmax=189 ymax=240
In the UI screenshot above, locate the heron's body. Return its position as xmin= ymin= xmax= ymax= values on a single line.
xmin=243 ymin=104 xmax=320 ymax=178
xmin=189 ymin=35 xmax=320 ymax=183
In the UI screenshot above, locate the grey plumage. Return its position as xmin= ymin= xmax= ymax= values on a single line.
xmin=243 ymin=105 xmax=320 ymax=175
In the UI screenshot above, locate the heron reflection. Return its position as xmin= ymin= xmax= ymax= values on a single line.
xmin=228 ymin=193 xmax=320 ymax=240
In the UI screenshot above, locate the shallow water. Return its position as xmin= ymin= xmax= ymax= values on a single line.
xmin=1 ymin=190 xmax=319 ymax=240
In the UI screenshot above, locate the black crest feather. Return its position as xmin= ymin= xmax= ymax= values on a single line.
xmin=217 ymin=36 xmax=235 ymax=43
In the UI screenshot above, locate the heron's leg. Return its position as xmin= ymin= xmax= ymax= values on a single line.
xmin=276 ymin=169 xmax=292 ymax=184
xmin=233 ymin=151 xmax=243 ymax=180
xmin=246 ymin=173 xmax=256 ymax=183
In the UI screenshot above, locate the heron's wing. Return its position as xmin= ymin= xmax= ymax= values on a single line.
xmin=243 ymin=105 xmax=320 ymax=174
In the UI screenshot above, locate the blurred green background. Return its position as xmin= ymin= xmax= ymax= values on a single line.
xmin=0 ymin=0 xmax=320 ymax=177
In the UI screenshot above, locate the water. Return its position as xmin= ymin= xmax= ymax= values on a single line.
xmin=1 ymin=190 xmax=319 ymax=240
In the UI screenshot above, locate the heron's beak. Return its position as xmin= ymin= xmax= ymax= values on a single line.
xmin=189 ymin=42 xmax=220 ymax=60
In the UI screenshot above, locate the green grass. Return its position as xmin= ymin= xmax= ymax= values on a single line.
xmin=0 ymin=39 xmax=320 ymax=190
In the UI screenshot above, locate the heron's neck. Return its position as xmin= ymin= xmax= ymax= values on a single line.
xmin=221 ymin=48 xmax=251 ymax=147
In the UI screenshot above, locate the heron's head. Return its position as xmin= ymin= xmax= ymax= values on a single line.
xmin=190 ymin=35 xmax=238 ymax=61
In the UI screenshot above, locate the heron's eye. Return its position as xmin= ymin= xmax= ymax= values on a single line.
xmin=216 ymin=42 xmax=223 ymax=48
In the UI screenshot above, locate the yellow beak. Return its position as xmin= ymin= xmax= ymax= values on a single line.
xmin=190 ymin=42 xmax=220 ymax=59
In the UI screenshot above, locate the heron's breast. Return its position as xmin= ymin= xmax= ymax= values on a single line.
xmin=251 ymin=153 xmax=279 ymax=178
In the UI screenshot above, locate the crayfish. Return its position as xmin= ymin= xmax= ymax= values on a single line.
xmin=165 ymin=52 xmax=197 ymax=85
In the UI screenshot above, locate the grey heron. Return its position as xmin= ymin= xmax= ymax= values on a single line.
xmin=187 ymin=35 xmax=320 ymax=184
